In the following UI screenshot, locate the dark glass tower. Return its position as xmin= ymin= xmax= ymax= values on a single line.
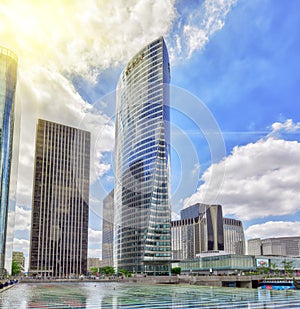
xmin=29 ymin=119 xmax=90 ymax=277
xmin=206 ymin=205 xmax=224 ymax=251
xmin=0 ymin=46 xmax=18 ymax=275
xmin=102 ymin=190 xmax=114 ymax=267
xmin=115 ymin=37 xmax=171 ymax=274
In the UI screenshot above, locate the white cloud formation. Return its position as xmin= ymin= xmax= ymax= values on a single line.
xmin=13 ymin=238 xmax=30 ymax=252
xmin=168 ymin=0 xmax=238 ymax=61
xmin=185 ymin=131 xmax=300 ymax=221
xmin=269 ymin=119 xmax=300 ymax=137
xmin=0 ymin=0 xmax=176 ymax=80
xmin=245 ymin=221 xmax=300 ymax=239
xmin=14 ymin=206 xmax=31 ymax=231
xmin=88 ymin=228 xmax=102 ymax=258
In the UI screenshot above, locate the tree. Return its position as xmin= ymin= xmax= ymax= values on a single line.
xmin=171 ymin=267 xmax=181 ymax=275
xmin=282 ymin=260 xmax=294 ymax=275
xmin=100 ymin=266 xmax=115 ymax=276
xmin=90 ymin=267 xmax=99 ymax=276
xmin=118 ymin=268 xmax=131 ymax=277
xmin=270 ymin=262 xmax=280 ymax=275
xmin=11 ymin=261 xmax=22 ymax=276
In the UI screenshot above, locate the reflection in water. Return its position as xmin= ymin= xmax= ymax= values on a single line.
xmin=0 ymin=282 xmax=300 ymax=308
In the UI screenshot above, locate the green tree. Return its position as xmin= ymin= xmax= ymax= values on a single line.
xmin=90 ymin=267 xmax=99 ymax=276
xmin=282 ymin=260 xmax=294 ymax=275
xmin=100 ymin=266 xmax=115 ymax=276
xmin=171 ymin=267 xmax=181 ymax=275
xmin=118 ymin=268 xmax=131 ymax=277
xmin=11 ymin=261 xmax=22 ymax=276
xmin=270 ymin=262 xmax=280 ymax=275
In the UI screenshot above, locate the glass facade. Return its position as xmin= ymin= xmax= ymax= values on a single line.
xmin=179 ymin=254 xmax=256 ymax=274
xmin=0 ymin=46 xmax=18 ymax=275
xmin=102 ymin=190 xmax=114 ymax=267
xmin=114 ymin=37 xmax=171 ymax=274
xmin=29 ymin=119 xmax=90 ymax=277
xmin=206 ymin=205 xmax=224 ymax=251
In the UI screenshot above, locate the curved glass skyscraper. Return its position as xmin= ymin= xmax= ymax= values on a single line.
xmin=115 ymin=37 xmax=171 ymax=274
xmin=0 ymin=46 xmax=18 ymax=275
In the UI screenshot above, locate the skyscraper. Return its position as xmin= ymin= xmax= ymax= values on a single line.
xmin=0 ymin=46 xmax=18 ymax=275
xmin=114 ymin=37 xmax=171 ymax=274
xmin=29 ymin=119 xmax=90 ymax=278
xmin=102 ymin=189 xmax=114 ymax=267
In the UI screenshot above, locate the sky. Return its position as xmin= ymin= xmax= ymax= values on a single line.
xmin=1 ymin=0 xmax=300 ymax=270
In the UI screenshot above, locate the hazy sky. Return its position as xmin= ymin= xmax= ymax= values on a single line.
xmin=1 ymin=0 xmax=300 ymax=269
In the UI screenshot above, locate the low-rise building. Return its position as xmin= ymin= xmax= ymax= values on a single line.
xmin=12 ymin=251 xmax=25 ymax=272
xmin=248 ymin=237 xmax=300 ymax=257
xmin=87 ymin=258 xmax=101 ymax=271
xmin=176 ymin=254 xmax=300 ymax=275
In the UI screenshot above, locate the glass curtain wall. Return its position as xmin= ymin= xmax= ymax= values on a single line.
xmin=115 ymin=37 xmax=171 ymax=274
xmin=0 ymin=46 xmax=18 ymax=276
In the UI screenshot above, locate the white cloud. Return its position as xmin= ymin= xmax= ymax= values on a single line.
xmin=245 ymin=221 xmax=300 ymax=239
xmin=88 ymin=228 xmax=102 ymax=258
xmin=88 ymin=228 xmax=102 ymax=244
xmin=88 ymin=248 xmax=102 ymax=259
xmin=171 ymin=211 xmax=180 ymax=221
xmin=14 ymin=206 xmax=31 ymax=231
xmin=185 ymin=133 xmax=300 ymax=220
xmin=0 ymin=0 xmax=176 ymax=80
xmin=168 ymin=0 xmax=238 ymax=61
xmin=13 ymin=238 xmax=30 ymax=252
xmin=269 ymin=119 xmax=300 ymax=137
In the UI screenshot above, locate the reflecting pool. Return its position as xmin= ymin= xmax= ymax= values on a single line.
xmin=1 ymin=282 xmax=300 ymax=308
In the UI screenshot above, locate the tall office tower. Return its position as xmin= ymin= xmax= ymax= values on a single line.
xmin=223 ymin=218 xmax=245 ymax=255
xmin=115 ymin=37 xmax=171 ymax=274
xmin=29 ymin=119 xmax=90 ymax=278
xmin=0 ymin=46 xmax=18 ymax=275
xmin=102 ymin=189 xmax=114 ymax=267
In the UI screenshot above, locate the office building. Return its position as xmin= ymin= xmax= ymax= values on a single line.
xmin=0 ymin=46 xmax=18 ymax=275
xmin=102 ymin=190 xmax=114 ymax=267
xmin=247 ymin=238 xmax=262 ymax=255
xmin=29 ymin=119 xmax=90 ymax=277
xmin=248 ymin=237 xmax=300 ymax=257
xmin=223 ymin=218 xmax=245 ymax=255
xmin=180 ymin=203 xmax=208 ymax=220
xmin=114 ymin=37 xmax=171 ymax=274
xmin=171 ymin=204 xmax=225 ymax=260
xmin=12 ymin=251 xmax=25 ymax=272
xmin=87 ymin=258 xmax=101 ymax=271
xmin=171 ymin=204 xmax=245 ymax=260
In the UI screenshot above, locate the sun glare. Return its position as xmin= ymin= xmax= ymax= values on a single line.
xmin=0 ymin=1 xmax=73 ymax=62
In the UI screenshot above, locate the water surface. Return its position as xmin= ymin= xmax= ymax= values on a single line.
xmin=1 ymin=282 xmax=300 ymax=308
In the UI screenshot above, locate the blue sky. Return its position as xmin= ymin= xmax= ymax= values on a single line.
xmin=1 ymin=0 xmax=300 ymax=266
